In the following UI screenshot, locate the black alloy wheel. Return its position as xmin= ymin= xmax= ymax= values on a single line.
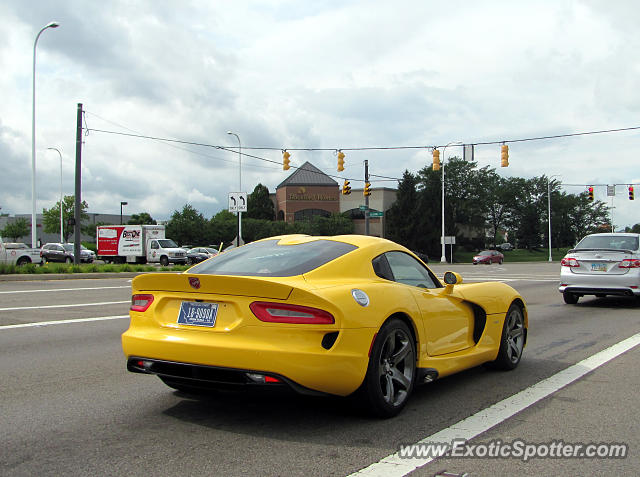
xmin=491 ymin=303 xmax=526 ymax=370
xmin=361 ymin=318 xmax=416 ymax=418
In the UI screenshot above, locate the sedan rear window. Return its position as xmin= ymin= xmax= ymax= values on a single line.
xmin=575 ymin=235 xmax=639 ymax=251
xmin=188 ymin=239 xmax=357 ymax=277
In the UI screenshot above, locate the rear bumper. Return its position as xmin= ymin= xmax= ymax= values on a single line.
xmin=559 ymin=269 xmax=640 ymax=296
xmin=559 ymin=285 xmax=639 ymax=297
xmin=122 ymin=324 xmax=375 ymax=396
xmin=127 ymin=357 xmax=327 ymax=396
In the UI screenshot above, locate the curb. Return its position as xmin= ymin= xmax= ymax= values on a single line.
xmin=0 ymin=272 xmax=146 ymax=282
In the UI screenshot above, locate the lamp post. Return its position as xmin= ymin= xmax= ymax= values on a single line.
xmin=47 ymin=147 xmax=63 ymax=242
xmin=440 ymin=141 xmax=463 ymax=263
xmin=120 ymin=201 xmax=128 ymax=225
xmin=32 ymin=21 xmax=60 ymax=248
xmin=227 ymin=131 xmax=243 ymax=246
xmin=547 ymin=175 xmax=561 ymax=262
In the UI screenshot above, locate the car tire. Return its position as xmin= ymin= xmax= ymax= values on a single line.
xmin=16 ymin=257 xmax=30 ymax=266
xmin=563 ymin=291 xmax=579 ymax=304
xmin=360 ymin=318 xmax=416 ymax=418
xmin=160 ymin=256 xmax=169 ymax=267
xmin=490 ymin=303 xmax=526 ymax=370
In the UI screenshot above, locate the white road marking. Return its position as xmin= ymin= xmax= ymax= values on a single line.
xmin=0 ymin=286 xmax=130 ymax=294
xmin=0 ymin=315 xmax=129 ymax=330
xmin=348 ymin=332 xmax=640 ymax=477
xmin=0 ymin=301 xmax=129 ymax=312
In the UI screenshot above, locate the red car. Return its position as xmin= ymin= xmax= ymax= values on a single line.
xmin=473 ymin=250 xmax=504 ymax=265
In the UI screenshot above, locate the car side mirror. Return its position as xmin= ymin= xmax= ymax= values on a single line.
xmin=443 ymin=271 xmax=463 ymax=293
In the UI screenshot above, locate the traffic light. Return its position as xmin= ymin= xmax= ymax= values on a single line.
xmin=282 ymin=151 xmax=290 ymax=170
xmin=432 ymin=149 xmax=440 ymax=171
xmin=342 ymin=180 xmax=351 ymax=195
xmin=501 ymin=144 xmax=509 ymax=167
xmin=337 ymin=151 xmax=345 ymax=171
xmin=588 ymin=186 xmax=594 ymax=201
xmin=629 ymin=185 xmax=635 ymax=200
xmin=364 ymin=182 xmax=371 ymax=196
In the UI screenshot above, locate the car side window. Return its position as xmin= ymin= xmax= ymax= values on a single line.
xmin=372 ymin=254 xmax=394 ymax=281
xmin=151 ymin=241 xmax=158 ymax=249
xmin=384 ymin=251 xmax=439 ymax=289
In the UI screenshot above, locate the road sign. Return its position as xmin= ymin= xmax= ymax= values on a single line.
xmin=228 ymin=192 xmax=248 ymax=212
xmin=607 ymin=185 xmax=615 ymax=197
xmin=440 ymin=236 xmax=456 ymax=245
xmin=369 ymin=211 xmax=383 ymax=217
xmin=359 ymin=205 xmax=368 ymax=211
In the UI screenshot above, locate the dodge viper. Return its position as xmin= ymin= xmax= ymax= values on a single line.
xmin=123 ymin=234 xmax=527 ymax=417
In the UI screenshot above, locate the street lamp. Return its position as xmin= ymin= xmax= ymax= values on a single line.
xmin=120 ymin=201 xmax=128 ymax=225
xmin=547 ymin=175 xmax=561 ymax=262
xmin=439 ymin=141 xmax=463 ymax=263
xmin=227 ymin=131 xmax=243 ymax=246
xmin=47 ymin=147 xmax=63 ymax=242
xmin=32 ymin=21 xmax=60 ymax=248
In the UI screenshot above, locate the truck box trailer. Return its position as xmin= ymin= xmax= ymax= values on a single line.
xmin=96 ymin=225 xmax=187 ymax=265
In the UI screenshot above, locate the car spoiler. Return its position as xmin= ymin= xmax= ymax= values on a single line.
xmin=568 ymin=248 xmax=634 ymax=254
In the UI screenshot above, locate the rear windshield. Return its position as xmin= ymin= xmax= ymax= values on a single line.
xmin=188 ymin=238 xmax=357 ymax=277
xmin=575 ymin=235 xmax=639 ymax=251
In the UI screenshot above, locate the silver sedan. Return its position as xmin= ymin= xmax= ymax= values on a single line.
xmin=559 ymin=233 xmax=640 ymax=304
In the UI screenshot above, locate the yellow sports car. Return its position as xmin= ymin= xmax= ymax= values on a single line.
xmin=123 ymin=234 xmax=527 ymax=417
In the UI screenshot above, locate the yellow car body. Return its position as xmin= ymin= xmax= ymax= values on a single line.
xmin=122 ymin=234 xmax=527 ymax=417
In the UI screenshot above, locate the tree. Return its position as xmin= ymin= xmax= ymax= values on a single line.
xmin=247 ymin=184 xmax=275 ymax=220
xmin=42 ymin=195 xmax=89 ymax=242
xmin=625 ymin=223 xmax=640 ymax=233
xmin=128 ymin=212 xmax=156 ymax=225
xmin=386 ymin=170 xmax=422 ymax=251
xmin=1 ymin=218 xmax=29 ymax=241
xmin=166 ymin=204 xmax=208 ymax=245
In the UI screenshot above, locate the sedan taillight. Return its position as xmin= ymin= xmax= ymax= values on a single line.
xmin=250 ymin=302 xmax=334 ymax=324
xmin=131 ymin=294 xmax=154 ymax=312
xmin=619 ymin=259 xmax=640 ymax=269
xmin=561 ymin=257 xmax=580 ymax=267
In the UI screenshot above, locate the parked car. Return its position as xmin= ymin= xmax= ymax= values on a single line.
xmin=41 ymin=243 xmax=95 ymax=263
xmin=473 ymin=250 xmax=504 ymax=265
xmin=124 ymin=234 xmax=527 ymax=418
xmin=498 ymin=243 xmax=514 ymax=251
xmin=559 ymin=233 xmax=640 ymax=304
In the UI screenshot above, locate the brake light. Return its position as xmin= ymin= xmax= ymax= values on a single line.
xmin=250 ymin=302 xmax=334 ymax=324
xmin=131 ymin=294 xmax=154 ymax=312
xmin=619 ymin=259 xmax=640 ymax=269
xmin=561 ymin=257 xmax=580 ymax=267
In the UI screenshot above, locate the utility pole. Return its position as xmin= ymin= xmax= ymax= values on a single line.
xmin=73 ymin=103 xmax=82 ymax=264
xmin=364 ymin=160 xmax=370 ymax=236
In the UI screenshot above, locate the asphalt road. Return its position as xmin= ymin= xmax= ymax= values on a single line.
xmin=1 ymin=263 xmax=639 ymax=476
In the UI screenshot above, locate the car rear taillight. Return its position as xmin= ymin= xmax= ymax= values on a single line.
xmin=250 ymin=302 xmax=334 ymax=324
xmin=619 ymin=259 xmax=640 ymax=269
xmin=561 ymin=257 xmax=580 ymax=267
xmin=131 ymin=294 xmax=154 ymax=312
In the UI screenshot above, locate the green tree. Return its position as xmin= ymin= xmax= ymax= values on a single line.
xmin=1 ymin=218 xmax=29 ymax=241
xmin=386 ymin=170 xmax=422 ymax=251
xmin=625 ymin=223 xmax=640 ymax=233
xmin=209 ymin=209 xmax=238 ymax=247
xmin=166 ymin=204 xmax=208 ymax=245
xmin=128 ymin=212 xmax=156 ymax=225
xmin=42 ymin=195 xmax=89 ymax=242
xmin=247 ymin=184 xmax=275 ymax=220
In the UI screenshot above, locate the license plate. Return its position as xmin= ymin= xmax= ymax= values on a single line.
xmin=177 ymin=302 xmax=218 ymax=327
xmin=591 ymin=263 xmax=607 ymax=272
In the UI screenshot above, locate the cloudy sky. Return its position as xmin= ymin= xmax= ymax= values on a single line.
xmin=1 ymin=0 xmax=638 ymax=229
